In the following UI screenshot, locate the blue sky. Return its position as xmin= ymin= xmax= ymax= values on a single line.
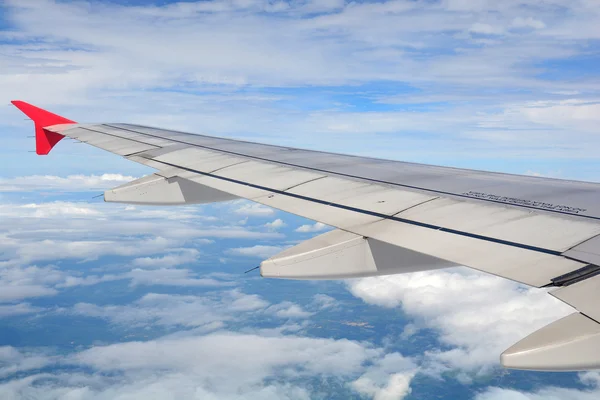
xmin=1 ymin=0 xmax=600 ymax=399
xmin=2 ymin=0 xmax=600 ymax=179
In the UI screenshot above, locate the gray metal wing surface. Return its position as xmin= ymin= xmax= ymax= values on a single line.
xmin=12 ymin=100 xmax=600 ymax=372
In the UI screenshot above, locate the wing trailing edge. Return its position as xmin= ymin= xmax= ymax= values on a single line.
xmin=11 ymin=100 xmax=76 ymax=155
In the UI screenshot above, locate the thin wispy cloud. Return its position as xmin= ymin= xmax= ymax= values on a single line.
xmin=1 ymin=0 xmax=600 ymax=178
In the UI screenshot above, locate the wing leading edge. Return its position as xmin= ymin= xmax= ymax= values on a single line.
xmin=13 ymin=100 xmax=600 ymax=371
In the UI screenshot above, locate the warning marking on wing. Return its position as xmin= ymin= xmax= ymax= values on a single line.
xmin=463 ymin=191 xmax=587 ymax=214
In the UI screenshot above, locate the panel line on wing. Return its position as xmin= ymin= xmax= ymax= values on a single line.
xmin=207 ymin=159 xmax=252 ymax=174
xmin=281 ymin=176 xmax=328 ymax=192
xmin=78 ymin=127 xmax=162 ymax=149
xmin=150 ymin=157 xmax=562 ymax=257
xmin=390 ymin=197 xmax=440 ymax=216
xmin=101 ymin=124 xmax=597 ymax=221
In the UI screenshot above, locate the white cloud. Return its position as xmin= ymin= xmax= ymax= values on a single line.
xmin=4 ymin=0 xmax=593 ymax=96
xmin=67 ymin=333 xmax=380 ymax=397
xmin=234 ymin=203 xmax=275 ymax=217
xmin=476 ymin=384 xmax=600 ymax=400
xmin=351 ymin=353 xmax=417 ymax=400
xmin=0 ymin=264 xmax=63 ymax=303
xmin=512 ymin=100 xmax=600 ymax=133
xmin=224 ymin=289 xmax=270 ymax=312
xmin=469 ymin=23 xmax=504 ymax=35
xmin=227 ymin=245 xmax=284 ymax=259
xmin=264 ymin=218 xmax=286 ymax=231
xmin=13 ymin=236 xmax=177 ymax=263
xmin=57 ymin=274 xmax=123 ymax=288
xmin=131 ymin=249 xmax=200 ymax=268
xmin=18 ymin=202 xmax=101 ymax=217
xmin=127 ymin=268 xmax=237 ymax=288
xmin=0 ymin=190 xmax=290 ymax=308
xmin=266 ymin=301 xmax=313 ymax=319
xmin=295 ymin=222 xmax=328 ymax=233
xmin=512 ymin=17 xmax=546 ymax=30
xmin=0 ymin=174 xmax=135 ymax=192
xmin=347 ymin=268 xmax=574 ymax=374
xmin=0 ymin=303 xmax=43 ymax=317
xmin=0 ymin=330 xmax=416 ymax=400
xmin=0 ymin=285 xmax=57 ymax=303
xmin=312 ymin=294 xmax=337 ymax=310
xmin=0 ymin=347 xmax=54 ymax=380
xmin=71 ymin=290 xmax=266 ymax=330
xmin=0 ymin=198 xmax=281 ymax=266
xmin=0 ymin=202 xmax=104 ymax=219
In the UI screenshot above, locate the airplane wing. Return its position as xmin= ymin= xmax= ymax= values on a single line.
xmin=11 ymin=100 xmax=600 ymax=371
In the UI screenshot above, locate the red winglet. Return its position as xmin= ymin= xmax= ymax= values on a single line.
xmin=11 ymin=100 xmax=76 ymax=155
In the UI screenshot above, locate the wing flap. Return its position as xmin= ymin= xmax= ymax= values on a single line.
xmin=260 ymin=229 xmax=455 ymax=279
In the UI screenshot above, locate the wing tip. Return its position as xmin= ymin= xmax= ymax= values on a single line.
xmin=11 ymin=100 xmax=76 ymax=155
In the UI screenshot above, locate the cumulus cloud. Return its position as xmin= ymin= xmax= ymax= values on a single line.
xmin=266 ymin=301 xmax=313 ymax=319
xmin=0 ymin=347 xmax=54 ymax=380
xmin=347 ymin=268 xmax=574 ymax=374
xmin=312 ymin=294 xmax=337 ymax=310
xmin=0 ymin=198 xmax=281 ymax=267
xmin=128 ymin=268 xmax=237 ymax=288
xmin=0 ymin=285 xmax=57 ymax=303
xmin=0 ymin=193 xmax=284 ymax=304
xmin=0 ymin=303 xmax=43 ymax=317
xmin=295 ymin=222 xmax=329 ymax=233
xmin=20 ymin=202 xmax=101 ymax=217
xmin=476 ymin=384 xmax=600 ymax=400
xmin=71 ymin=291 xmax=263 ymax=330
xmin=351 ymin=353 xmax=417 ymax=400
xmin=14 ymin=236 xmax=178 ymax=263
xmin=234 ymin=203 xmax=275 ymax=217
xmin=131 ymin=249 xmax=200 ymax=268
xmin=264 ymin=218 xmax=286 ymax=231
xmin=0 ymin=330 xmax=416 ymax=400
xmin=511 ymin=100 xmax=600 ymax=134
xmin=0 ymin=264 xmax=62 ymax=303
xmin=512 ymin=17 xmax=546 ymax=30
xmin=0 ymin=202 xmax=102 ymax=219
xmin=469 ymin=23 xmax=504 ymax=35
